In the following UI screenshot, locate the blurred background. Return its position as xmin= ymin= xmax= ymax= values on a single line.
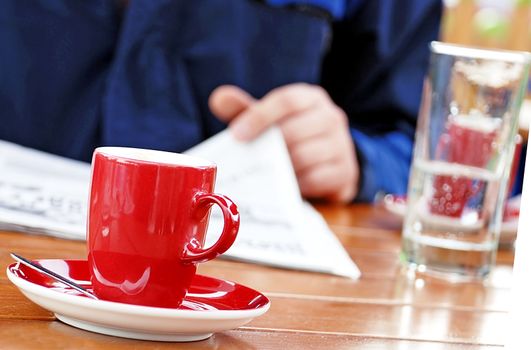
xmin=442 ymin=0 xmax=530 ymax=52
xmin=442 ymin=0 xmax=530 ymax=100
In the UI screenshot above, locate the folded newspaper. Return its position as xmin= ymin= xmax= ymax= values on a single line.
xmin=0 ymin=128 xmax=360 ymax=279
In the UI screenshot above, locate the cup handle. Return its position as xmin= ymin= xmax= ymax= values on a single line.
xmin=182 ymin=193 xmax=240 ymax=264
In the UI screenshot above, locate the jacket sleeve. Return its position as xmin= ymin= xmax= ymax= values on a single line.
xmin=321 ymin=0 xmax=443 ymax=202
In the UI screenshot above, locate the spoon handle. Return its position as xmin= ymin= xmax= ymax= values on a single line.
xmin=10 ymin=253 xmax=98 ymax=300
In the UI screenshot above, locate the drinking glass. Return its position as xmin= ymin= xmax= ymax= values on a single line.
xmin=401 ymin=42 xmax=530 ymax=281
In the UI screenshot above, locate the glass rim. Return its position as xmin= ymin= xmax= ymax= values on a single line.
xmin=430 ymin=41 xmax=531 ymax=64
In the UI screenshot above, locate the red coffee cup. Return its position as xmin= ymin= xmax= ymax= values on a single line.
xmin=87 ymin=147 xmax=239 ymax=308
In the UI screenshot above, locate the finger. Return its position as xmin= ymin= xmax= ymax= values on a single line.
xmin=298 ymin=160 xmax=358 ymax=203
xmin=279 ymin=104 xmax=347 ymax=148
xmin=209 ymin=85 xmax=255 ymax=123
xmin=230 ymin=84 xmax=328 ymax=141
xmin=290 ymin=136 xmax=343 ymax=174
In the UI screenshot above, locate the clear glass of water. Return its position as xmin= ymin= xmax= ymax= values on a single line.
xmin=401 ymin=42 xmax=530 ymax=281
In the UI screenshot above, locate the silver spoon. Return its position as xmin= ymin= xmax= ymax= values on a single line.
xmin=10 ymin=253 xmax=98 ymax=300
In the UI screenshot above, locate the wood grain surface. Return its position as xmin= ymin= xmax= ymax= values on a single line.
xmin=0 ymin=204 xmax=513 ymax=349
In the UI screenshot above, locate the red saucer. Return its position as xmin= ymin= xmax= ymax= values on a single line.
xmin=9 ymin=259 xmax=269 ymax=311
xmin=7 ymin=259 xmax=270 ymax=341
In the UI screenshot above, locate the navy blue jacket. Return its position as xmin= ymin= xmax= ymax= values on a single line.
xmin=0 ymin=0 xmax=442 ymax=202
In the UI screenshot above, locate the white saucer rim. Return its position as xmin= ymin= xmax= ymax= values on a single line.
xmin=6 ymin=264 xmax=271 ymax=320
xmin=55 ymin=314 xmax=213 ymax=342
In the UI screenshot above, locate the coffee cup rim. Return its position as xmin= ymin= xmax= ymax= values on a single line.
xmin=94 ymin=146 xmax=216 ymax=168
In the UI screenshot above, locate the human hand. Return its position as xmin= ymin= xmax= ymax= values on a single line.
xmin=209 ymin=84 xmax=359 ymax=203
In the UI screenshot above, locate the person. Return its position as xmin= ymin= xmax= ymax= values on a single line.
xmin=0 ymin=0 xmax=442 ymax=203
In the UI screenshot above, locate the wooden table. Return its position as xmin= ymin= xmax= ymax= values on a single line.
xmin=0 ymin=204 xmax=514 ymax=349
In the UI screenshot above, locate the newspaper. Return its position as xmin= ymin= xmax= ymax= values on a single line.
xmin=0 ymin=141 xmax=89 ymax=240
xmin=186 ymin=128 xmax=360 ymax=278
xmin=0 ymin=129 xmax=360 ymax=279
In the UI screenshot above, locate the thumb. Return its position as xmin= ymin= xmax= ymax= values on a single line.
xmin=209 ymin=85 xmax=255 ymax=123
